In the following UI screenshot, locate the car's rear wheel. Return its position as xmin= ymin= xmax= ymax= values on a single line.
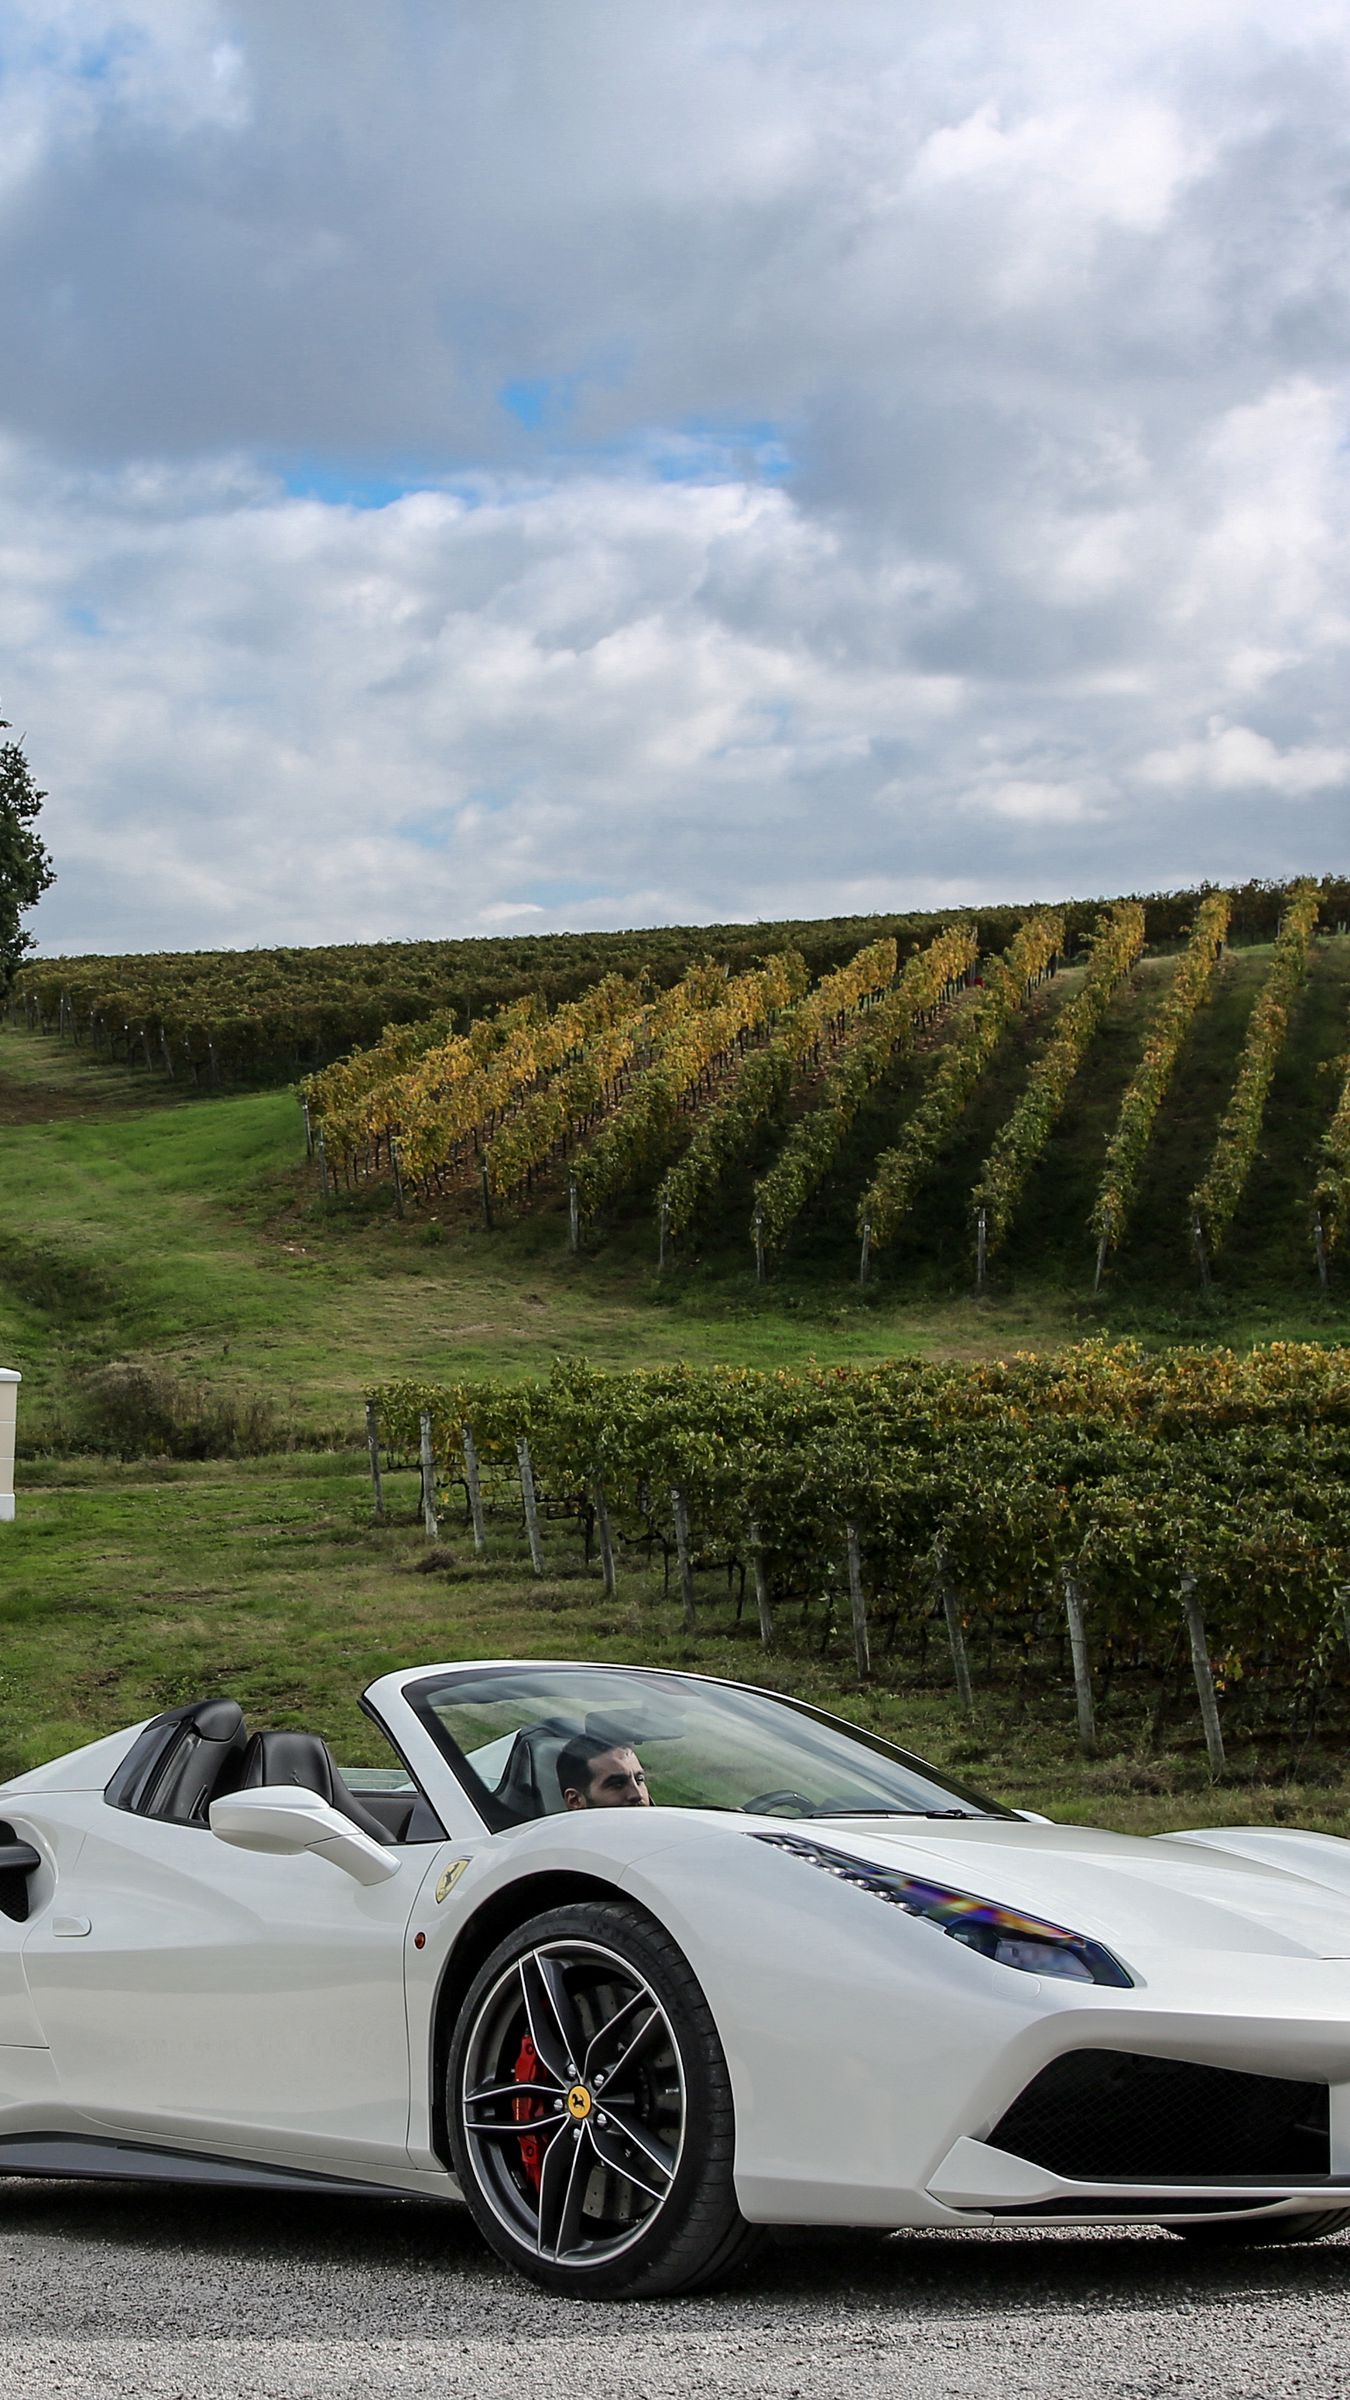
xmin=1170 ymin=2209 xmax=1350 ymax=2247
xmin=446 ymin=1900 xmax=760 ymax=2297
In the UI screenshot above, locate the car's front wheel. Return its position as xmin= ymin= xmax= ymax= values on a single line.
xmin=446 ymin=1899 xmax=760 ymax=2297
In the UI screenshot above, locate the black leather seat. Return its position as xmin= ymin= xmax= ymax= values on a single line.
xmin=106 ymin=1698 xmax=249 ymax=1826
xmin=492 ymin=1719 xmax=579 ymax=1822
xmin=234 ymin=1730 xmax=397 ymax=1845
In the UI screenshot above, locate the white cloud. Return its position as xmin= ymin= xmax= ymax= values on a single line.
xmin=1140 ymin=720 xmax=1350 ymax=795
xmin=975 ymin=781 xmax=1107 ymax=826
xmin=0 ymin=2 xmax=1347 ymax=952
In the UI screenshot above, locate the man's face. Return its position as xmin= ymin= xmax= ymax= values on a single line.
xmin=564 ymin=1744 xmax=651 ymax=1810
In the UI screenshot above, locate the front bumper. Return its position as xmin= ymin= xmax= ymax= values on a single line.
xmin=928 ymin=2133 xmax=1350 ymax=2220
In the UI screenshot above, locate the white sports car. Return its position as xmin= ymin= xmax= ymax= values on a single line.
xmin=3 ymin=1659 xmax=1350 ymax=2297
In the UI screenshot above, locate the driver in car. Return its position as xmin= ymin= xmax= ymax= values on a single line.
xmin=557 ymin=1733 xmax=652 ymax=1811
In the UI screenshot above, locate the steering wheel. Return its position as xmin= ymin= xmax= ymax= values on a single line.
xmin=742 ymin=1789 xmax=817 ymax=1817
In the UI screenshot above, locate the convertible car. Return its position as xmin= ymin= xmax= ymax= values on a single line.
xmin=3 ymin=1659 xmax=1350 ymax=2296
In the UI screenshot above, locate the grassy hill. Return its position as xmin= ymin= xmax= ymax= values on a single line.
xmin=2 ymin=932 xmax=1347 ymax=1455
xmin=4 ymin=997 xmax=1350 ymax=1827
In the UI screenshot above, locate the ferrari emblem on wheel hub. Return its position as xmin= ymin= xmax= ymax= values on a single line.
xmin=565 ymin=2082 xmax=593 ymax=2122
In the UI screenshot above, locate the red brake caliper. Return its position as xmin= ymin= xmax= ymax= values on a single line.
xmin=513 ymin=2033 xmax=545 ymax=2190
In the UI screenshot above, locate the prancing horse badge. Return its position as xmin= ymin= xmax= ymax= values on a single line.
xmin=435 ymin=1859 xmax=471 ymax=1904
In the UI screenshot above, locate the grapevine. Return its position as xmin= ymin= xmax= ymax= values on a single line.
xmin=971 ymin=899 xmax=1145 ymax=1258
xmin=310 ymin=975 xmax=642 ymax=1195
xmin=13 ymin=879 xmax=1344 ymax=1086
xmin=858 ymin=913 xmax=1063 ymax=1257
xmin=1314 ymin=1040 xmax=1350 ymax=1258
xmin=483 ymin=1008 xmax=649 ymax=1201
xmin=371 ymin=1338 xmax=1350 ymax=1683
xmin=658 ymin=1043 xmax=796 ymax=1241
xmin=1189 ymin=880 xmax=1320 ymax=1262
xmin=1089 ymin=890 xmax=1232 ymax=1266
xmin=656 ymin=935 xmax=903 ymax=1242
xmin=751 ymin=922 xmax=978 ymax=1259
xmin=571 ymin=953 xmax=807 ymax=1217
xmin=781 ymin=936 xmax=897 ymax=1062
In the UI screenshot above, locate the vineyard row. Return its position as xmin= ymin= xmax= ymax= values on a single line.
xmin=12 ymin=875 xmax=1349 ymax=1085
xmin=369 ymin=1346 xmax=1350 ymax=1752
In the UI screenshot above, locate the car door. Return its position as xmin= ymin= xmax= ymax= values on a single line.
xmin=22 ymin=1797 xmax=425 ymax=2170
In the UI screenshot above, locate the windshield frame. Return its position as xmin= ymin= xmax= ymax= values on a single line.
xmin=401 ymin=1661 xmax=1011 ymax=1832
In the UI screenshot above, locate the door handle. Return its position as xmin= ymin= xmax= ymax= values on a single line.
xmin=52 ymin=1915 xmax=91 ymax=1938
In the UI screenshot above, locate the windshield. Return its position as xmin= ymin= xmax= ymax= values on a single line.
xmin=405 ymin=1665 xmax=1007 ymax=1829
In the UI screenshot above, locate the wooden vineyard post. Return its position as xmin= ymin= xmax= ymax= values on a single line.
xmin=1314 ymin=1211 xmax=1329 ymax=1293
xmin=1338 ymin=1584 xmax=1350 ymax=1666
xmin=593 ymin=1480 xmax=617 ymax=1599
xmin=568 ymin=1174 xmax=580 ymax=1255
xmin=1093 ymin=1233 xmax=1108 ymax=1296
xmin=845 ymin=1522 xmax=871 ymax=1680
xmin=365 ymin=1399 xmax=386 ymax=1524
xmin=658 ymin=1196 xmax=670 ymax=1273
xmin=975 ymin=1208 xmax=988 ymax=1294
xmin=1060 ymin=1569 xmax=1096 ymax=1752
xmin=418 ymin=1412 xmax=439 ymax=1543
xmin=670 ymin=1488 xmax=697 ymax=1630
xmin=159 ymin=1027 xmax=175 ymax=1079
xmin=302 ymin=1097 xmax=314 ymax=1159
xmin=1180 ymin=1571 xmax=1225 ymax=1775
xmin=753 ymin=1211 xmax=766 ymax=1285
xmin=858 ymin=1217 xmax=872 ymax=1289
xmin=316 ymin=1129 xmax=330 ymax=1200
xmin=479 ymin=1161 xmax=494 ymax=1231
xmin=934 ymin=1550 xmax=974 ymax=1715
xmin=1191 ymin=1215 xmax=1211 ymax=1295
xmin=390 ymin=1137 xmax=406 ymax=1220
xmin=748 ymin=1518 xmax=773 ymax=1645
xmin=517 ymin=1437 xmax=545 ymax=1577
xmin=462 ymin=1428 xmax=487 ymax=1553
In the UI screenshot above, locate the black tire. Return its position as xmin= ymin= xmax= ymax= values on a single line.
xmin=1170 ymin=2210 xmax=1350 ymax=2247
xmin=445 ymin=1899 xmax=761 ymax=2298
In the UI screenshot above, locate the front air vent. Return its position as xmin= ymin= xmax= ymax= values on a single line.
xmin=0 ymin=1823 xmax=41 ymax=1923
xmin=991 ymin=2050 xmax=1329 ymax=2183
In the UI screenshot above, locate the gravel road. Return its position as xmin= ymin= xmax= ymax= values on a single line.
xmin=2 ymin=2183 xmax=1347 ymax=2399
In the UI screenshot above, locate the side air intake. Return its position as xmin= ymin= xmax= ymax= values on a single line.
xmin=0 ymin=1823 xmax=41 ymax=1923
xmin=991 ymin=2050 xmax=1330 ymax=2183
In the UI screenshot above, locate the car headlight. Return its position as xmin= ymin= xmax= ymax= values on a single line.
xmin=752 ymin=1831 xmax=1132 ymax=1989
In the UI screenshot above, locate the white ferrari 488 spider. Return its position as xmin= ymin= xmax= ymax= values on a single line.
xmin=3 ymin=1659 xmax=1350 ymax=2296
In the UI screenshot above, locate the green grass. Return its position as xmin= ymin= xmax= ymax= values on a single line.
xmin=3 ymin=998 xmax=1350 ymax=1834
xmin=4 ymin=945 xmax=1349 ymax=1454
xmin=7 ymin=1452 xmax=1350 ymax=1838
xmin=0 ymin=1026 xmax=1139 ymax=1447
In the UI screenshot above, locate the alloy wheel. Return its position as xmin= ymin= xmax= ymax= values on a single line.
xmin=459 ymin=1936 xmax=687 ymax=2267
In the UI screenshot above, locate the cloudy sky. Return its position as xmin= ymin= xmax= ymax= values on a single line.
xmin=4 ymin=0 xmax=1349 ymax=956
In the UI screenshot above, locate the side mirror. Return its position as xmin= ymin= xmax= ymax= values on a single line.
xmin=209 ymin=1786 xmax=401 ymax=1886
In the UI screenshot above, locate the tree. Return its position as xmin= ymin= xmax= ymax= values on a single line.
xmin=0 ymin=710 xmax=54 ymax=996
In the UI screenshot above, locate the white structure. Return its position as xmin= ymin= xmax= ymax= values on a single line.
xmin=0 ymin=1368 xmax=18 ymax=1522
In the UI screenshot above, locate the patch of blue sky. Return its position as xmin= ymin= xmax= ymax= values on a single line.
xmin=498 ymin=341 xmax=632 ymax=434
xmin=65 ymin=603 xmax=103 ymax=637
xmin=276 ymin=457 xmax=435 ymax=509
xmin=536 ymin=415 xmax=797 ymax=486
xmin=499 ymin=374 xmax=584 ymax=432
xmin=398 ymin=810 xmax=462 ymax=850
xmin=650 ymin=418 xmax=796 ymax=483
xmin=24 ymin=22 xmax=139 ymax=81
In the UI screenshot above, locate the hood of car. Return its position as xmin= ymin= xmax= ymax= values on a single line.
xmin=751 ymin=1814 xmax=1350 ymax=1962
